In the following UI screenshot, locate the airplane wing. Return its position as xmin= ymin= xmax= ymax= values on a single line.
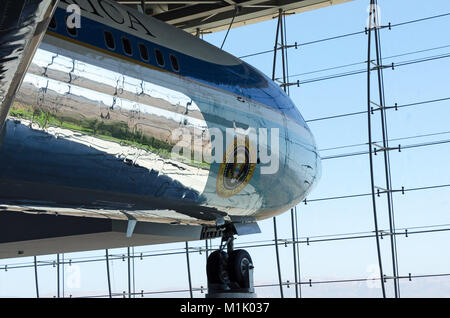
xmin=0 ymin=0 xmax=59 ymax=132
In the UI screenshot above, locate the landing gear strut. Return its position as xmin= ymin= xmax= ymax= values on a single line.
xmin=206 ymin=224 xmax=256 ymax=298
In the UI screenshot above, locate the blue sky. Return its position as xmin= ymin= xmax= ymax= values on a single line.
xmin=0 ymin=0 xmax=449 ymax=298
xmin=201 ymin=0 xmax=450 ymax=297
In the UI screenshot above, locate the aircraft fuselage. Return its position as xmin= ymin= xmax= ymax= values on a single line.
xmin=0 ymin=0 xmax=321 ymax=226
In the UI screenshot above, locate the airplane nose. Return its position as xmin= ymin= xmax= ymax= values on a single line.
xmin=249 ymin=122 xmax=321 ymax=221
xmin=303 ymin=128 xmax=322 ymax=193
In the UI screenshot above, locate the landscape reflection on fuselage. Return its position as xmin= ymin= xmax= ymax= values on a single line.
xmin=0 ymin=0 xmax=321 ymax=229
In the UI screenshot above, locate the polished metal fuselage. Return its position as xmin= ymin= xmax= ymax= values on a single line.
xmin=0 ymin=1 xmax=321 ymax=226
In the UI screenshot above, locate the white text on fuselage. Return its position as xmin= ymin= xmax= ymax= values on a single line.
xmin=59 ymin=0 xmax=155 ymax=37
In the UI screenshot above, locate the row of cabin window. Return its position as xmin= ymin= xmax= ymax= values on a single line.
xmin=49 ymin=16 xmax=180 ymax=72
xmin=105 ymin=31 xmax=180 ymax=72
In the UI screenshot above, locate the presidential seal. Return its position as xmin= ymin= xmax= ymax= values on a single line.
xmin=216 ymin=137 xmax=256 ymax=198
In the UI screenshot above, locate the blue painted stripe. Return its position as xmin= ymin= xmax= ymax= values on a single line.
xmin=49 ymin=7 xmax=306 ymax=125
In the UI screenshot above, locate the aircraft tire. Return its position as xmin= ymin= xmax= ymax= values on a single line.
xmin=206 ymin=250 xmax=230 ymax=285
xmin=228 ymin=249 xmax=253 ymax=288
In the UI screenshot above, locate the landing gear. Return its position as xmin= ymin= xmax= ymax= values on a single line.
xmin=206 ymin=224 xmax=256 ymax=298
xmin=228 ymin=249 xmax=253 ymax=289
xmin=206 ymin=250 xmax=230 ymax=286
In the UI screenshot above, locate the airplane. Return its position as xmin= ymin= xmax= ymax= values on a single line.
xmin=0 ymin=0 xmax=321 ymax=292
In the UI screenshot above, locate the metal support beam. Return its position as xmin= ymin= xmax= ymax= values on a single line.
xmin=273 ymin=217 xmax=284 ymax=298
xmin=373 ymin=4 xmax=401 ymax=297
xmin=185 ymin=242 xmax=193 ymax=298
xmin=205 ymin=239 xmax=209 ymax=264
xmin=291 ymin=209 xmax=299 ymax=298
xmin=132 ymin=247 xmax=136 ymax=298
xmin=271 ymin=9 xmax=289 ymax=91
xmin=106 ymin=249 xmax=112 ymax=298
xmin=366 ymin=1 xmax=386 ymax=298
xmin=366 ymin=0 xmax=400 ymax=298
xmin=270 ymin=10 xmax=297 ymax=299
xmin=294 ymin=207 xmax=302 ymax=298
xmin=56 ymin=253 xmax=60 ymax=298
xmin=271 ymin=10 xmax=282 ymax=81
xmin=127 ymin=247 xmax=132 ymax=298
xmin=62 ymin=254 xmax=65 ymax=298
xmin=34 ymin=256 xmax=39 ymax=298
xmin=272 ymin=9 xmax=297 ymax=92
xmin=281 ymin=11 xmax=290 ymax=95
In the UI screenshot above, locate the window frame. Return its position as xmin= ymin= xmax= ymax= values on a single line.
xmin=170 ymin=54 xmax=180 ymax=72
xmin=139 ymin=43 xmax=149 ymax=62
xmin=121 ymin=36 xmax=133 ymax=56
xmin=104 ymin=30 xmax=116 ymax=51
xmin=154 ymin=48 xmax=165 ymax=67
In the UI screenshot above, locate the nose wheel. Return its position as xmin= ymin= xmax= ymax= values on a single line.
xmin=228 ymin=249 xmax=253 ymax=289
xmin=206 ymin=224 xmax=255 ymax=297
xmin=206 ymin=250 xmax=230 ymax=286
